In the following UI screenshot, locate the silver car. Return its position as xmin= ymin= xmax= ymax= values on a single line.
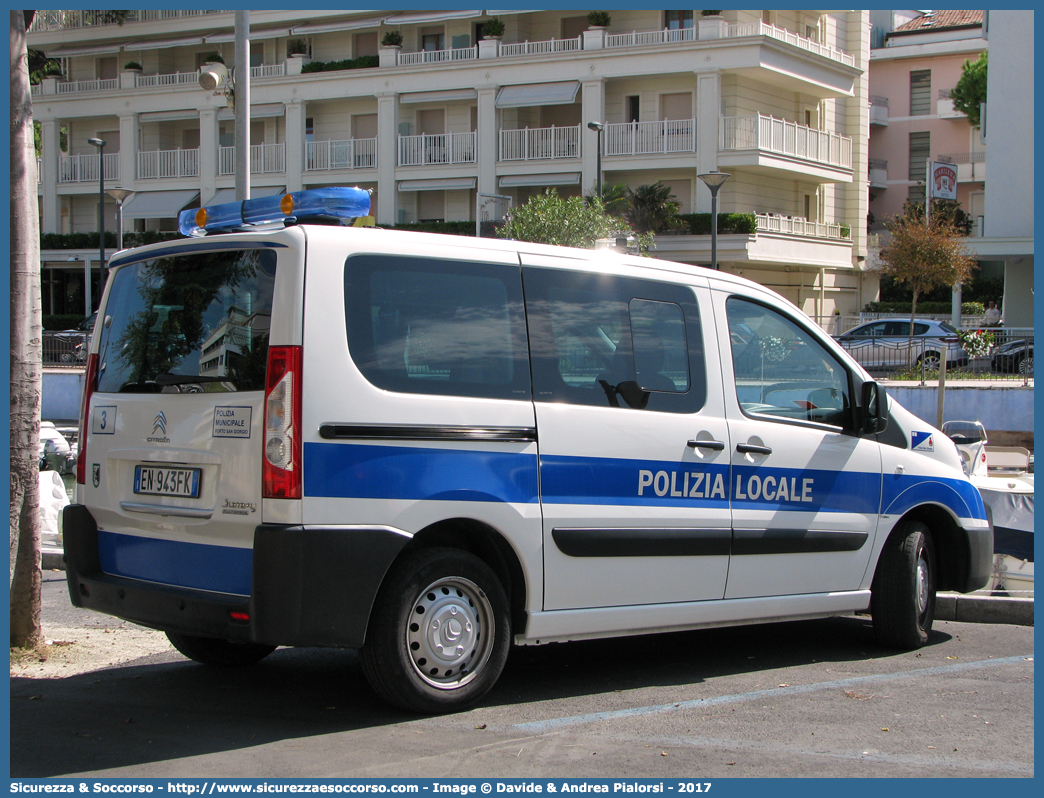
xmin=834 ymin=318 xmax=967 ymax=371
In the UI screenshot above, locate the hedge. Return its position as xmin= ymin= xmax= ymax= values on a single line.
xmin=43 ymin=314 xmax=87 ymax=331
xmin=41 ymin=231 xmax=182 ymax=250
xmin=674 ymin=212 xmax=758 ymax=236
xmin=862 ymin=301 xmax=986 ymax=316
xmin=301 ymin=55 xmax=379 ymax=74
xmin=386 ymin=221 xmax=476 ymax=236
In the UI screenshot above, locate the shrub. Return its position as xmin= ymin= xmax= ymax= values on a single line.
xmin=123 ymin=61 xmax=142 ymax=70
xmin=43 ymin=314 xmax=86 ymax=332
xmin=483 ymin=17 xmax=505 ymax=37
xmin=301 ymin=55 xmax=379 ymax=73
xmin=675 ymin=212 xmax=758 ymax=235
xmin=201 ymin=52 xmax=224 ymax=64
xmin=861 ymin=301 xmax=986 ymax=316
xmin=287 ymin=39 xmax=308 ymax=55
xmin=587 ymin=11 xmax=611 ymax=27
xmin=381 ymin=31 xmax=403 ymax=47
xmin=387 ymin=221 xmax=476 ymax=236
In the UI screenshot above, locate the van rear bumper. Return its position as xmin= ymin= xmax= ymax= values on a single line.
xmin=61 ymin=505 xmax=410 ymax=648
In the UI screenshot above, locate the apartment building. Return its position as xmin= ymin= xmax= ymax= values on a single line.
xmin=30 ymin=9 xmax=871 ymax=324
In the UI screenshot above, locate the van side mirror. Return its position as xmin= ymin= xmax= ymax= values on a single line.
xmin=860 ymin=381 xmax=888 ymax=436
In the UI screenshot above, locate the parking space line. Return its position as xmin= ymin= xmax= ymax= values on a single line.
xmin=512 ymin=654 xmax=1033 ymax=733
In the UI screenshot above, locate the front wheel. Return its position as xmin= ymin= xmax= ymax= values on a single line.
xmin=917 ymin=351 xmax=941 ymax=371
xmin=166 ymin=632 xmax=276 ymax=666
xmin=360 ymin=547 xmax=511 ymax=714
xmin=870 ymin=521 xmax=936 ymax=649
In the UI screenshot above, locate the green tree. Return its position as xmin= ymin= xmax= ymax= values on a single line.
xmin=625 ymin=182 xmax=685 ymax=234
xmin=950 ymin=51 xmax=987 ymax=127
xmin=900 ymin=198 xmax=973 ymax=236
xmin=880 ymin=210 xmax=975 ymax=363
xmin=586 ymin=182 xmax=630 ymax=217
xmin=497 ymin=189 xmax=653 ymax=252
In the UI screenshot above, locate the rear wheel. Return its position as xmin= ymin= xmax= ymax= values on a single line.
xmin=871 ymin=521 xmax=936 ymax=649
xmin=166 ymin=632 xmax=276 ymax=666
xmin=360 ymin=547 xmax=510 ymax=714
xmin=1018 ymin=356 xmax=1033 ymax=376
xmin=917 ymin=351 xmax=941 ymax=371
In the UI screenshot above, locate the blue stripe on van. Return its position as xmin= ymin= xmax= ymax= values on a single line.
xmin=882 ymin=472 xmax=987 ymax=520
xmin=98 ymin=530 xmax=253 ymax=596
xmin=303 ymin=441 xmax=539 ymax=504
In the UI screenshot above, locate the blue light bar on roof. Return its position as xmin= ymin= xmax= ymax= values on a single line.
xmin=179 ymin=187 xmax=372 ymax=236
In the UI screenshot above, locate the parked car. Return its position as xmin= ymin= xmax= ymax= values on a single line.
xmin=834 ymin=319 xmax=966 ymax=371
xmin=42 ymin=329 xmax=87 ymax=364
xmin=39 ymin=421 xmax=73 ymax=473
xmin=991 ymin=338 xmax=1033 ymax=375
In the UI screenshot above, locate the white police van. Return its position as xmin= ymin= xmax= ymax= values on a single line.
xmin=63 ymin=187 xmax=992 ymax=713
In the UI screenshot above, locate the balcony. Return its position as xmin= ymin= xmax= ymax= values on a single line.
xmin=306 ymin=138 xmax=377 ymax=171
xmin=499 ymin=125 xmax=579 ymax=161
xmin=398 ymin=132 xmax=476 ymax=167
xmin=499 ymin=37 xmax=581 ymax=57
xmin=134 ymin=70 xmax=201 ymax=88
xmin=720 ymin=114 xmax=852 ymax=179
xmin=56 ymin=78 xmax=117 ymax=94
xmin=869 ymin=158 xmax=888 ymax=189
xmin=29 ymin=9 xmax=225 ymax=32
xmin=251 ymin=63 xmax=287 ymax=79
xmin=138 ymin=149 xmax=200 ymax=180
xmin=397 ymin=46 xmax=477 ymax=66
xmin=218 ymin=143 xmax=285 ymax=175
xmin=755 ymin=213 xmax=851 ymax=240
xmin=869 ymin=95 xmax=889 ymax=126
xmin=937 ymin=89 xmax=965 ymax=119
xmin=58 ymin=152 xmax=119 ymax=183
xmin=603 ymin=119 xmax=695 ymax=156
xmin=605 ymin=27 xmax=696 ymax=47
xmin=938 ymin=151 xmax=987 ymax=183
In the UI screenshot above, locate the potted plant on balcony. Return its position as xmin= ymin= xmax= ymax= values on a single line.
xmin=202 ymin=52 xmax=225 ymax=65
xmin=121 ymin=60 xmax=143 ymax=89
xmin=587 ymin=11 xmax=611 ymax=29
xmin=481 ymin=17 xmax=505 ymax=39
xmin=381 ymin=30 xmax=403 ymax=48
xmin=379 ymin=30 xmax=403 ymax=68
xmin=584 ymin=11 xmax=610 ymax=50
xmin=699 ymin=11 xmax=728 ymax=39
xmin=123 ymin=61 xmax=142 ymax=72
xmin=287 ymin=39 xmax=308 ymax=58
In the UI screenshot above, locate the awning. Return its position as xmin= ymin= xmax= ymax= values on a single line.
xmin=121 ymin=189 xmax=200 ymax=220
xmin=217 ymin=103 xmax=285 ymax=121
xmin=500 ymin=173 xmax=580 ymax=188
xmin=383 ymin=10 xmax=482 ymax=25
xmin=203 ymin=186 xmax=286 ymax=206
xmin=139 ymin=110 xmax=199 ymax=123
xmin=204 ymin=28 xmax=291 ymax=44
xmin=47 ymin=44 xmax=122 ymax=57
xmin=398 ymin=177 xmax=477 ymax=192
xmin=496 ymin=81 xmax=580 ymax=108
xmin=122 ymin=36 xmax=204 ymax=51
xmin=401 ymin=89 xmax=478 ymax=104
xmin=291 ymin=17 xmax=385 ymax=35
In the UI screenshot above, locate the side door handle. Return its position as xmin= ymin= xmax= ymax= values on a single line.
xmin=687 ymin=439 xmax=725 ymax=451
xmin=736 ymin=443 xmax=773 ymax=455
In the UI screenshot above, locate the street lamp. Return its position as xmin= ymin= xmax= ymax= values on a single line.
xmin=698 ymin=170 xmax=731 ymax=270
xmin=587 ymin=121 xmax=604 ymax=199
xmin=105 ymin=188 xmax=135 ymax=251
xmin=87 ymin=137 xmax=106 ymax=310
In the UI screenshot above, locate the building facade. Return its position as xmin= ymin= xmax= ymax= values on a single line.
xmin=31 ymin=9 xmax=873 ymax=325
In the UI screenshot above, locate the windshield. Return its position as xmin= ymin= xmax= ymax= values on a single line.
xmin=95 ymin=248 xmax=277 ymax=394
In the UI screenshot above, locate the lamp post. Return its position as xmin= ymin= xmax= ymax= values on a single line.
xmin=698 ymin=170 xmax=731 ymax=270
xmin=587 ymin=121 xmax=604 ymax=199
xmin=105 ymin=188 xmax=135 ymax=251
xmin=87 ymin=137 xmax=106 ymax=310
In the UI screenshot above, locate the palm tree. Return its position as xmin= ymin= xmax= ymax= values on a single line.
xmin=626 ymin=182 xmax=684 ymax=234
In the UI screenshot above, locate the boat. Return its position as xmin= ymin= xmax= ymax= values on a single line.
xmin=942 ymin=420 xmax=1033 ymax=595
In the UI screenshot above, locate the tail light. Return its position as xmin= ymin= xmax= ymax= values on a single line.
xmin=941 ymin=336 xmax=959 ymax=343
xmin=262 ymin=346 xmax=302 ymax=499
xmin=75 ymin=353 xmax=100 ymax=485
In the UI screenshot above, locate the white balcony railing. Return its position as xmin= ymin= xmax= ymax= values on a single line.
xmin=135 ymin=71 xmax=200 ymax=88
xmin=138 ymin=148 xmax=200 ymax=179
xmin=756 ymin=213 xmax=851 ymax=240
xmin=398 ymin=46 xmax=477 ymax=66
xmin=606 ymin=27 xmax=696 ymax=47
xmin=29 ymin=9 xmax=223 ymax=32
xmin=251 ymin=63 xmax=286 ymax=79
xmin=56 ymin=78 xmax=117 ymax=93
xmin=218 ymin=143 xmax=286 ymax=175
xmin=720 ymin=114 xmax=852 ymax=169
xmin=499 ymin=36 xmax=581 ymax=57
xmin=603 ymin=119 xmax=696 ymax=156
xmin=725 ymin=21 xmax=855 ymax=67
xmin=499 ymin=125 xmax=580 ymax=161
xmin=58 ymin=152 xmax=119 ymax=183
xmin=398 ymin=132 xmax=477 ymax=166
xmin=306 ymin=138 xmax=378 ymax=171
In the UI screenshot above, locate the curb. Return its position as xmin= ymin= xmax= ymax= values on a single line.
xmin=42 ymin=547 xmax=65 ymax=571
xmin=936 ymin=591 xmax=1034 ymax=626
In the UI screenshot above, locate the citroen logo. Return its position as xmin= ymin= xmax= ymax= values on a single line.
xmin=152 ymin=411 xmax=167 ymax=436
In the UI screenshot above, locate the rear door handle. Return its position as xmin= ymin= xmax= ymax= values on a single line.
xmin=687 ymin=439 xmax=725 ymax=451
xmin=736 ymin=443 xmax=773 ymax=455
